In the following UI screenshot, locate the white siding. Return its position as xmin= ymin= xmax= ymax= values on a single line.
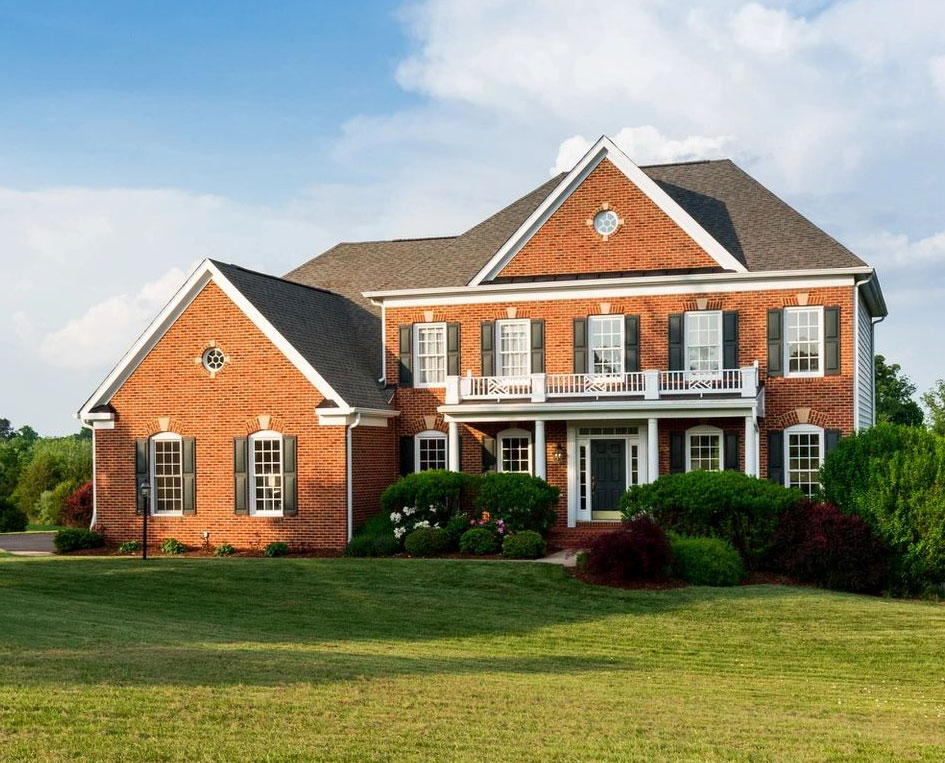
xmin=856 ymin=294 xmax=875 ymax=429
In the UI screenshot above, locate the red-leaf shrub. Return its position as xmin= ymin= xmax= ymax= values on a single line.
xmin=60 ymin=481 xmax=92 ymax=528
xmin=770 ymin=502 xmax=888 ymax=593
xmin=585 ymin=516 xmax=672 ymax=581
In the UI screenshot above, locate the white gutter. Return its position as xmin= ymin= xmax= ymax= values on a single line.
xmin=345 ymin=412 xmax=362 ymax=542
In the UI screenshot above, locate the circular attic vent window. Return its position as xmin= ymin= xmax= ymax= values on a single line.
xmin=202 ymin=347 xmax=226 ymax=373
xmin=593 ymin=209 xmax=619 ymax=236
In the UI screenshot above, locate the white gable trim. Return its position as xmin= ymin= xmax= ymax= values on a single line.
xmin=77 ymin=259 xmax=350 ymax=421
xmin=469 ymin=135 xmax=748 ymax=286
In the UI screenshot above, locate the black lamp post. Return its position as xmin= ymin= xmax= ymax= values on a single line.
xmin=139 ymin=481 xmax=150 ymax=560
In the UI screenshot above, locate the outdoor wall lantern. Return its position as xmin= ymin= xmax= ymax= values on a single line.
xmin=553 ymin=444 xmax=565 ymax=462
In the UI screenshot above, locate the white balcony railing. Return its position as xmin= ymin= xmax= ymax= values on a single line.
xmin=445 ymin=364 xmax=759 ymax=404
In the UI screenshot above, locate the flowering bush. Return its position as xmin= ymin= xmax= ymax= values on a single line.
xmin=381 ymin=470 xmax=477 ymax=524
xmin=474 ymin=473 xmax=559 ymax=534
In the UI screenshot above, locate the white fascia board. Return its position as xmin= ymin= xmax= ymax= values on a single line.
xmin=79 ymin=259 xmax=351 ymax=419
xmin=368 ymin=271 xmax=861 ymax=309
xmin=468 ymin=135 xmax=747 ymax=286
xmin=317 ymin=408 xmax=399 ymax=427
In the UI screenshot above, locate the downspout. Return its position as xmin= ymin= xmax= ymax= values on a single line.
xmin=345 ymin=412 xmax=362 ymax=543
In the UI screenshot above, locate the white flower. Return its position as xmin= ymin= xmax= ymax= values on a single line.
xmin=390 ymin=512 xmax=402 ymax=524
xmin=413 ymin=520 xmax=430 ymax=529
xmin=403 ymin=506 xmax=415 ymax=516
xmin=393 ymin=527 xmax=406 ymax=539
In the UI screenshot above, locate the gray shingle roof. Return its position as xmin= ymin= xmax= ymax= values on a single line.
xmin=213 ymin=261 xmax=392 ymax=410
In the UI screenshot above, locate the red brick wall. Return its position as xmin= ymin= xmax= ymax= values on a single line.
xmin=95 ymin=281 xmax=351 ymax=551
xmin=351 ymin=425 xmax=397 ymax=531
xmin=497 ymin=158 xmax=720 ymax=279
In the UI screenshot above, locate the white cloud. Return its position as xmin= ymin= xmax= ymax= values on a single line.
xmin=855 ymin=229 xmax=945 ymax=270
xmin=930 ymin=56 xmax=945 ymax=99
xmin=40 ymin=267 xmax=190 ymax=370
xmin=11 ymin=311 xmax=33 ymax=342
xmin=729 ymin=3 xmax=813 ymax=56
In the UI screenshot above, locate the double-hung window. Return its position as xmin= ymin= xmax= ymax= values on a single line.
xmin=785 ymin=307 xmax=823 ymax=376
xmin=496 ymin=319 xmax=530 ymax=377
xmin=588 ymin=315 xmax=624 ymax=376
xmin=785 ymin=425 xmax=824 ymax=497
xmin=415 ymin=430 xmax=447 ymax=472
xmin=414 ymin=323 xmax=447 ymax=387
xmin=151 ymin=433 xmax=183 ymax=515
xmin=685 ymin=311 xmax=722 ymax=373
xmin=686 ymin=426 xmax=722 ymax=471
xmin=250 ymin=431 xmax=284 ymax=515
xmin=498 ymin=428 xmax=532 ymax=474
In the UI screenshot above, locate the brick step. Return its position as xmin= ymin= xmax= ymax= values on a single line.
xmin=549 ymin=521 xmax=623 ymax=549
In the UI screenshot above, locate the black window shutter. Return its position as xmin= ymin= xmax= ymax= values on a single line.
xmin=824 ymin=306 xmax=840 ymax=375
xmin=530 ymin=319 xmax=545 ymax=374
xmin=825 ymin=429 xmax=841 ymax=453
xmin=399 ymin=436 xmax=414 ymax=476
xmin=767 ymin=309 xmax=783 ymax=377
xmin=135 ymin=438 xmax=149 ymax=516
xmin=482 ymin=437 xmax=497 ymax=473
xmin=233 ymin=437 xmax=249 ymax=515
xmin=447 ymin=323 xmax=461 ymax=377
xmin=182 ymin=437 xmax=196 ymax=515
xmin=668 ymin=314 xmax=684 ymax=371
xmin=625 ymin=315 xmax=640 ymax=372
xmin=573 ymin=318 xmax=588 ymax=373
xmin=669 ymin=432 xmax=684 ymax=474
xmin=282 ymin=435 xmax=298 ymax=516
xmin=724 ymin=431 xmax=739 ymax=471
xmin=723 ymin=311 xmax=739 ymax=369
xmin=768 ymin=430 xmax=784 ymax=485
xmin=481 ymin=321 xmax=495 ymax=376
xmin=398 ymin=325 xmax=413 ymax=387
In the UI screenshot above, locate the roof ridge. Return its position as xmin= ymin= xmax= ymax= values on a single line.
xmin=212 ymin=260 xmax=345 ymax=299
xmin=639 ymin=158 xmax=730 ymax=169
xmin=335 ymin=235 xmax=458 ymax=245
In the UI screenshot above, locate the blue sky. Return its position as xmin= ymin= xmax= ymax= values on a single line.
xmin=1 ymin=0 xmax=944 ymax=435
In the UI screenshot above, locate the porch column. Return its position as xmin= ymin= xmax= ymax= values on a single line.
xmin=534 ymin=420 xmax=547 ymax=479
xmin=448 ymin=421 xmax=460 ymax=472
xmin=647 ymin=418 xmax=659 ymax=483
xmin=744 ymin=415 xmax=756 ymax=477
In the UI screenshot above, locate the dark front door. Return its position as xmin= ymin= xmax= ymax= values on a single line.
xmin=590 ymin=439 xmax=626 ymax=518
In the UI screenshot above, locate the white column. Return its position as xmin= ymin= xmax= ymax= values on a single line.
xmin=744 ymin=415 xmax=756 ymax=477
xmin=448 ymin=421 xmax=460 ymax=471
xmin=534 ymin=420 xmax=547 ymax=479
xmin=647 ymin=418 xmax=659 ymax=483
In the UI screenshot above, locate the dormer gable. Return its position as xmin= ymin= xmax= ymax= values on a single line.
xmin=470 ymin=136 xmax=747 ymax=285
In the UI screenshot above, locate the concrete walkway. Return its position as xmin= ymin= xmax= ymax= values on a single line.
xmin=536 ymin=549 xmax=580 ymax=567
xmin=0 ymin=532 xmax=55 ymax=556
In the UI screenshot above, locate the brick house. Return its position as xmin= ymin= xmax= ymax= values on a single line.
xmin=78 ymin=136 xmax=886 ymax=550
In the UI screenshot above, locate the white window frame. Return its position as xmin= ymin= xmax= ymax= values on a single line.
xmin=150 ymin=432 xmax=183 ymax=516
xmin=784 ymin=306 xmax=825 ymax=378
xmin=413 ymin=322 xmax=448 ymax=388
xmin=684 ymin=310 xmax=723 ymax=374
xmin=587 ymin=315 xmax=625 ymax=377
xmin=249 ymin=430 xmax=284 ymax=516
xmin=784 ymin=424 xmax=825 ymax=496
xmin=498 ymin=427 xmax=533 ymax=474
xmin=415 ymin=430 xmax=448 ymax=472
xmin=495 ymin=319 xmax=531 ymax=378
xmin=685 ymin=425 xmax=724 ymax=472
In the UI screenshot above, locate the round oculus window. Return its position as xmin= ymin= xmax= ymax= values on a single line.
xmin=593 ymin=209 xmax=619 ymax=236
xmin=202 ymin=347 xmax=225 ymax=372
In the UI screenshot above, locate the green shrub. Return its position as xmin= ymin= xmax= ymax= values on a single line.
xmin=670 ymin=535 xmax=745 ymax=587
xmin=346 ymin=513 xmax=401 ymax=557
xmin=445 ymin=513 xmax=472 ymax=547
xmin=502 ymin=530 xmax=547 ymax=559
xmin=53 ymin=528 xmax=104 ymax=553
xmin=459 ymin=527 xmax=500 ymax=555
xmin=35 ymin=481 xmax=78 ymax=526
xmin=160 ymin=538 xmax=186 ymax=555
xmin=214 ymin=543 xmax=235 ymax=557
xmin=264 ymin=541 xmax=289 ymax=558
xmin=381 ymin=470 xmax=479 ymax=531
xmin=821 ymin=423 xmax=945 ymax=594
xmin=118 ymin=540 xmax=141 ymax=555
xmin=0 ymin=496 xmax=28 ymax=533
xmin=404 ymin=527 xmax=451 ymax=557
xmin=620 ymin=471 xmax=801 ymax=567
xmin=474 ymin=473 xmax=560 ymax=534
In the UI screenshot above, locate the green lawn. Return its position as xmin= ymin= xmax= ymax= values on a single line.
xmin=23 ymin=523 xmax=66 ymax=533
xmin=1 ymin=557 xmax=943 ymax=762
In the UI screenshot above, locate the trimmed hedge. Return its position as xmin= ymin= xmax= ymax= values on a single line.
xmin=459 ymin=527 xmax=500 ymax=555
xmin=770 ymin=501 xmax=887 ymax=593
xmin=53 ymin=528 xmax=104 ymax=553
xmin=620 ymin=471 xmax=801 ymax=567
xmin=585 ymin=516 xmax=672 ymax=581
xmin=821 ymin=423 xmax=945 ymax=594
xmin=502 ymin=530 xmax=547 ymax=559
xmin=404 ymin=527 xmax=451 ymax=557
xmin=381 ymin=470 xmax=477 ymax=525
xmin=474 ymin=473 xmax=560 ymax=534
xmin=669 ymin=535 xmax=745 ymax=587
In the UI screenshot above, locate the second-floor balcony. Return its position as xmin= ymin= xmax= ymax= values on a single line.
xmin=444 ymin=365 xmax=760 ymax=404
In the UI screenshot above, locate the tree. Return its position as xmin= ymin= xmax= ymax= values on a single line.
xmin=922 ymin=380 xmax=945 ymax=437
xmin=11 ymin=436 xmax=91 ymax=519
xmin=875 ymin=355 xmax=924 ymax=427
xmin=0 ymin=418 xmax=12 ymax=440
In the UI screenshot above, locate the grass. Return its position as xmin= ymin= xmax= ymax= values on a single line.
xmin=0 ymin=557 xmax=943 ymax=762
